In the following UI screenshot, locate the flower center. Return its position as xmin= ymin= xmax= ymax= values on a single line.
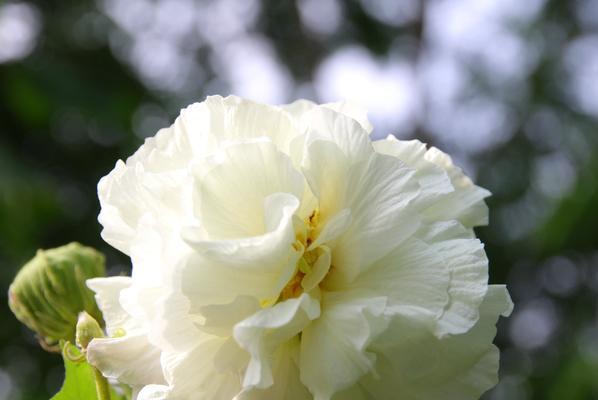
xmin=278 ymin=209 xmax=331 ymax=302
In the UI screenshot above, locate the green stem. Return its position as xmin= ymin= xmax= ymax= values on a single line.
xmin=92 ymin=366 xmax=111 ymax=400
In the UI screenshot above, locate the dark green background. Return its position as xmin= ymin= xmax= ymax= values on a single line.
xmin=1 ymin=0 xmax=597 ymax=399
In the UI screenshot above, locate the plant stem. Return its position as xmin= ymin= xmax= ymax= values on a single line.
xmin=92 ymin=366 xmax=111 ymax=400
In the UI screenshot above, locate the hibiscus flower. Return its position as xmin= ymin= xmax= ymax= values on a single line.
xmin=87 ymin=96 xmax=512 ymax=400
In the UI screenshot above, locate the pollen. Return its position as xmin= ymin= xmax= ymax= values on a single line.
xmin=278 ymin=208 xmax=330 ymax=302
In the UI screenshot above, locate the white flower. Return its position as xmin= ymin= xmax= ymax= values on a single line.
xmin=88 ymin=95 xmax=512 ymax=400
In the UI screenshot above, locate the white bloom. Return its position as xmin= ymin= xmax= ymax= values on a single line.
xmin=88 ymin=95 xmax=512 ymax=400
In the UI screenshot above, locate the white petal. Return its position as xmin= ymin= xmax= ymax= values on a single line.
xmin=372 ymin=137 xmax=453 ymax=202
xmin=148 ymin=285 xmax=203 ymax=355
xmin=86 ymin=277 xmax=135 ymax=335
xmin=283 ymin=100 xmax=373 ymax=134
xmin=349 ymin=237 xmax=450 ymax=326
xmin=87 ymin=334 xmax=165 ymax=386
xmin=130 ymin=124 xmax=193 ymax=170
xmin=355 ymin=285 xmax=512 ymax=400
xmin=169 ymin=96 xmax=300 ymax=158
xmin=196 ymin=140 xmax=304 ymax=239
xmin=372 ymin=136 xmax=428 ymax=166
xmin=300 ymin=292 xmax=388 ymax=400
xmin=181 ymin=193 xmax=302 ymax=306
xmin=97 ymin=95 xmax=301 ymax=255
xmin=203 ymin=95 xmax=300 ymax=153
xmin=161 ymin=336 xmax=246 ymax=399
xmin=136 ymin=385 xmax=170 ymax=400
xmin=423 ymin=146 xmax=490 ymax=227
xmin=237 ymin=337 xmax=312 ymax=400
xmin=301 ymin=139 xmax=351 ymax=222
xmin=97 ymin=160 xmax=141 ymax=255
xmin=416 ymin=219 xmax=475 ymax=242
xmin=322 ymin=101 xmax=373 ymax=134
xmin=307 ymin=209 xmax=352 ymax=251
xmin=299 ymin=106 xmax=372 ymax=162
xmin=373 ymin=137 xmax=490 ymax=227
xmin=323 ymin=152 xmax=421 ymax=288
xmin=97 ymin=130 xmax=193 ymax=255
xmin=485 ymin=284 xmax=514 ymax=318
xmin=198 ymin=296 xmax=261 ymax=336
xmin=234 ymin=293 xmax=320 ymax=389
xmin=280 ymin=99 xmax=317 ymax=119
xmin=422 ymin=221 xmax=489 ymax=337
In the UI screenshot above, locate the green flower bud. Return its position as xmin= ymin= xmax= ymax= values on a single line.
xmin=8 ymin=242 xmax=106 ymax=351
xmin=75 ymin=311 xmax=104 ymax=350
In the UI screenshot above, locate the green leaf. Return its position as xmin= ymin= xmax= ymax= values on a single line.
xmin=51 ymin=342 xmax=131 ymax=400
xmin=51 ymin=342 xmax=98 ymax=400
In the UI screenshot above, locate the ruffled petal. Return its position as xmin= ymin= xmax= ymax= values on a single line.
xmin=373 ymin=136 xmax=490 ymax=228
xmin=307 ymin=209 xmax=351 ymax=251
xmin=97 ymin=130 xmax=193 ymax=256
xmin=196 ymin=140 xmax=304 ymax=239
xmin=237 ymin=337 xmax=312 ymax=400
xmin=348 ymin=285 xmax=512 ymax=400
xmin=234 ymin=293 xmax=320 ymax=389
xmin=181 ymin=193 xmax=302 ymax=306
xmin=300 ymin=291 xmax=388 ymax=400
xmin=202 ymin=95 xmax=301 ymax=154
xmin=299 ymin=106 xmax=372 ymax=162
xmin=321 ymin=152 xmax=422 ymax=288
xmin=198 ymin=295 xmax=261 ymax=337
xmin=87 ymin=334 xmax=165 ymax=387
xmin=421 ymin=221 xmax=489 ymax=337
xmin=160 ymin=336 xmax=246 ymax=399
xmin=301 ymin=139 xmax=352 ymax=223
xmin=86 ymin=277 xmax=137 ymax=335
xmin=349 ymin=237 xmax=450 ymax=327
xmin=372 ymin=137 xmax=453 ymax=202
xmin=282 ymin=100 xmax=373 ymax=134
xmin=423 ymin=147 xmax=490 ymax=227
xmin=136 ymin=384 xmax=170 ymax=400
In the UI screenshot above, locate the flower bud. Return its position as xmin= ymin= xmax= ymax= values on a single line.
xmin=8 ymin=242 xmax=106 ymax=351
xmin=76 ymin=311 xmax=104 ymax=350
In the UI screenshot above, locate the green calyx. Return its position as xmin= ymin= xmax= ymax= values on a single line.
xmin=8 ymin=242 xmax=106 ymax=351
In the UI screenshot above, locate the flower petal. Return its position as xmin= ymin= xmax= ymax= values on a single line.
xmin=97 ymin=130 xmax=192 ymax=255
xmin=196 ymin=140 xmax=304 ymax=239
xmin=372 ymin=137 xmax=453 ymax=202
xmin=202 ymin=95 xmax=300 ymax=153
xmin=373 ymin=136 xmax=490 ymax=227
xmin=300 ymin=292 xmax=388 ymax=400
xmin=423 ymin=147 xmax=490 ymax=227
xmin=87 ymin=334 xmax=165 ymax=387
xmin=301 ymin=139 xmax=351 ymax=223
xmin=421 ymin=221 xmax=489 ymax=337
xmin=234 ymin=293 xmax=321 ymax=389
xmin=161 ymin=336 xmax=246 ymax=399
xmin=307 ymin=209 xmax=352 ymax=250
xmin=181 ymin=193 xmax=302 ymax=306
xmin=299 ymin=106 xmax=372 ymax=162
xmin=86 ymin=277 xmax=135 ymax=335
xmin=237 ymin=337 xmax=312 ymax=400
xmin=197 ymin=295 xmax=261 ymax=337
xmin=283 ymin=100 xmax=373 ymax=134
xmin=352 ymin=285 xmax=512 ymax=400
xmin=349 ymin=237 xmax=450 ymax=326
xmin=136 ymin=384 xmax=170 ymax=400
xmin=323 ymin=152 xmax=422 ymax=288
